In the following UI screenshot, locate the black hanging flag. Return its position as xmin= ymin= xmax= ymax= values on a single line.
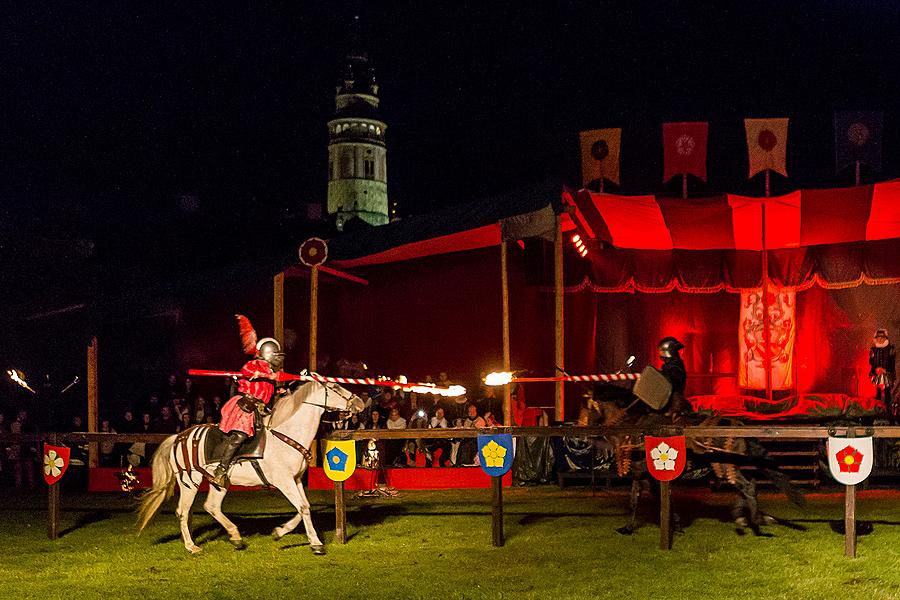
xmin=834 ymin=111 xmax=883 ymax=173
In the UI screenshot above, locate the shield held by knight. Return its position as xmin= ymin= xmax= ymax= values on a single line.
xmin=645 ymin=435 xmax=687 ymax=481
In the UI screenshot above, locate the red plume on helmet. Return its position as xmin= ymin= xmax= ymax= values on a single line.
xmin=235 ymin=314 xmax=258 ymax=356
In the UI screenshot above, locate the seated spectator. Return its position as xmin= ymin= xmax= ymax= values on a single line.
xmin=385 ymin=408 xmax=407 ymax=466
xmin=193 ymin=396 xmax=208 ymax=424
xmin=458 ymin=404 xmax=485 ymax=466
xmin=430 ymin=407 xmax=449 ymax=429
xmin=155 ymin=406 xmax=179 ymax=434
xmin=99 ymin=419 xmax=117 ymax=467
xmin=211 ymin=395 xmax=224 ymax=419
xmin=484 ymin=411 xmax=499 ymax=428
xmin=178 ymin=412 xmax=192 ymax=432
xmin=377 ymin=390 xmax=398 ymax=413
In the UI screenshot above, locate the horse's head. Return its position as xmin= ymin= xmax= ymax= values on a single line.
xmin=314 ymin=380 xmax=364 ymax=423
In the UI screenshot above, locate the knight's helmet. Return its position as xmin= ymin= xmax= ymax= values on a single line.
xmin=256 ymin=337 xmax=284 ymax=369
xmin=658 ymin=336 xmax=685 ymax=359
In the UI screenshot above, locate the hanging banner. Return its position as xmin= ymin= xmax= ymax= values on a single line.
xmin=662 ymin=122 xmax=709 ymax=182
xmin=580 ymin=128 xmax=621 ymax=187
xmin=645 ymin=436 xmax=686 ymax=481
xmin=477 ymin=434 xmax=514 ymax=477
xmin=745 ymin=118 xmax=789 ymax=178
xmin=835 ymin=111 xmax=883 ymax=173
xmin=739 ymin=288 xmax=795 ymax=389
xmin=323 ymin=440 xmax=356 ymax=482
xmin=43 ymin=445 xmax=71 ymax=485
xmin=827 ymin=436 xmax=873 ymax=485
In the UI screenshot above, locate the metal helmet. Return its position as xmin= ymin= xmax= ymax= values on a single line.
xmin=658 ymin=336 xmax=684 ymax=359
xmin=256 ymin=337 xmax=284 ymax=367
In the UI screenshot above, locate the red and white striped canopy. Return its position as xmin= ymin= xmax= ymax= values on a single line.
xmin=568 ymin=180 xmax=900 ymax=250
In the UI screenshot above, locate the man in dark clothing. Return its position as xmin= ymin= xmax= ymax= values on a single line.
xmin=869 ymin=329 xmax=896 ymax=423
xmin=658 ymin=336 xmax=688 ymax=415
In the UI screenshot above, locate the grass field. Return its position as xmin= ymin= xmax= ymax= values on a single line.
xmin=3 ymin=484 xmax=900 ymax=600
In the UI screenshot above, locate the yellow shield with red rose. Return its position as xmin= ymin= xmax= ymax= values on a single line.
xmin=645 ymin=435 xmax=687 ymax=481
xmin=827 ymin=436 xmax=873 ymax=485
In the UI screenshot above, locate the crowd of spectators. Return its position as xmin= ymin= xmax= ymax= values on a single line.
xmin=335 ymin=371 xmax=504 ymax=468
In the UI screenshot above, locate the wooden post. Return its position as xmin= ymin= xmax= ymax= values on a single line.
xmin=659 ymin=481 xmax=672 ymax=550
xmin=309 ymin=265 xmax=319 ymax=372
xmin=491 ymin=475 xmax=504 ymax=547
xmin=554 ymin=216 xmax=565 ymax=422
xmin=274 ymin=271 xmax=285 ymax=346
xmin=761 ymin=187 xmax=772 ymax=402
xmin=681 ymin=173 xmax=688 ymax=200
xmin=500 ymin=241 xmax=512 ymax=425
xmin=47 ymin=433 xmax=60 ymax=540
xmin=87 ymin=336 xmax=98 ymax=468
xmin=855 ymin=160 xmax=861 ymax=186
xmin=335 ymin=480 xmax=347 ymax=544
xmin=845 ymin=484 xmax=857 ymax=557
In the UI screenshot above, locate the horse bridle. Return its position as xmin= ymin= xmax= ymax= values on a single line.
xmin=290 ymin=379 xmax=358 ymax=422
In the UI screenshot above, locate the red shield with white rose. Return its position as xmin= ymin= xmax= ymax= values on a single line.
xmin=43 ymin=444 xmax=71 ymax=485
xmin=827 ymin=436 xmax=873 ymax=486
xmin=645 ymin=436 xmax=687 ymax=481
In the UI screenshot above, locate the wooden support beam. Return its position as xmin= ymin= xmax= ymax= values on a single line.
xmin=659 ymin=481 xmax=671 ymax=550
xmin=47 ymin=433 xmax=60 ymax=540
xmin=554 ymin=216 xmax=565 ymax=422
xmin=845 ymin=484 xmax=857 ymax=558
xmin=87 ymin=336 xmax=98 ymax=468
xmin=309 ymin=265 xmax=319 ymax=372
xmin=491 ymin=475 xmax=504 ymax=547
xmin=501 ymin=241 xmax=512 ymax=425
xmin=335 ymin=480 xmax=347 ymax=544
xmin=274 ymin=271 xmax=285 ymax=346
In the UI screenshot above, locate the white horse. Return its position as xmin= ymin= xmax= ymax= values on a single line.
xmin=137 ymin=380 xmax=361 ymax=554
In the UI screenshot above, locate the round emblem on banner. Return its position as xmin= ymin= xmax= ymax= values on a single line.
xmin=591 ymin=140 xmax=609 ymax=161
xmin=847 ymin=122 xmax=870 ymax=147
xmin=757 ymin=130 xmax=778 ymax=151
xmin=299 ymin=237 xmax=328 ymax=267
xmin=675 ymin=134 xmax=696 ymax=156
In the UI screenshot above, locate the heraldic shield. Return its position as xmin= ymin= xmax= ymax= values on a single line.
xmin=827 ymin=436 xmax=874 ymax=486
xmin=645 ymin=436 xmax=687 ymax=481
xmin=43 ymin=444 xmax=70 ymax=485
xmin=323 ymin=440 xmax=356 ymax=482
xmin=477 ymin=434 xmax=514 ymax=477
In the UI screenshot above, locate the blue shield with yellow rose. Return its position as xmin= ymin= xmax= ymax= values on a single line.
xmin=477 ymin=434 xmax=514 ymax=476
xmin=323 ymin=440 xmax=356 ymax=482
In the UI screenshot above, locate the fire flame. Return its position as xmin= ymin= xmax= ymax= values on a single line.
xmin=7 ymin=369 xmax=36 ymax=394
xmin=484 ymin=371 xmax=514 ymax=386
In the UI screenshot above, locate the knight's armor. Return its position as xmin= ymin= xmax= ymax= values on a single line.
xmin=210 ymin=337 xmax=284 ymax=487
xmin=658 ymin=337 xmax=688 ymax=415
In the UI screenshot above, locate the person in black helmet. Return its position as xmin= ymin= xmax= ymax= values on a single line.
xmin=658 ymin=336 xmax=688 ymax=415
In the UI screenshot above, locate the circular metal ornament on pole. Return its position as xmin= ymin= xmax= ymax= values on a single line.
xmin=299 ymin=237 xmax=328 ymax=267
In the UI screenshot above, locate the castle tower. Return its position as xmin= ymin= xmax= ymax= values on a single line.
xmin=326 ymin=18 xmax=389 ymax=227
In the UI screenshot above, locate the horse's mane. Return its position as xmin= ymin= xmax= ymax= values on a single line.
xmin=269 ymin=381 xmax=321 ymax=428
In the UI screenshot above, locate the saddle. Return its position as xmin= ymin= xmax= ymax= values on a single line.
xmin=204 ymin=412 xmax=267 ymax=463
xmin=204 ymin=428 xmax=266 ymax=462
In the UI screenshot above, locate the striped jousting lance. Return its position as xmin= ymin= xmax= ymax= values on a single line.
xmin=188 ymin=369 xmax=467 ymax=397
xmin=483 ymin=371 xmax=640 ymax=386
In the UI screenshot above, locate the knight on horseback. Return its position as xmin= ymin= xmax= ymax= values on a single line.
xmin=210 ymin=315 xmax=285 ymax=487
xmin=658 ymin=336 xmax=688 ymax=415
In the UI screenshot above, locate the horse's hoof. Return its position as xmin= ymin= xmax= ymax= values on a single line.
xmin=735 ymin=517 xmax=748 ymax=528
xmin=311 ymin=545 xmax=327 ymax=555
xmin=271 ymin=528 xmax=284 ymax=541
xmin=762 ymin=515 xmax=777 ymax=525
xmin=615 ymin=526 xmax=634 ymax=536
xmin=230 ymin=539 xmax=248 ymax=550
xmin=186 ymin=545 xmax=202 ymax=555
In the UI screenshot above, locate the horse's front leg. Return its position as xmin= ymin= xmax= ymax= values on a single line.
xmin=617 ymin=476 xmax=643 ymax=535
xmin=203 ymin=486 xmax=246 ymax=549
xmin=272 ymin=472 xmax=325 ymax=554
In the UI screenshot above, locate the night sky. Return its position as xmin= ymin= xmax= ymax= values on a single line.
xmin=4 ymin=2 xmax=900 ymax=228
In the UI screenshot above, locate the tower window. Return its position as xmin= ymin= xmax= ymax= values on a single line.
xmin=364 ymin=159 xmax=375 ymax=179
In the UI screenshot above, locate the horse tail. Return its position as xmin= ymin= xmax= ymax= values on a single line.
xmin=136 ymin=435 xmax=177 ymax=533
